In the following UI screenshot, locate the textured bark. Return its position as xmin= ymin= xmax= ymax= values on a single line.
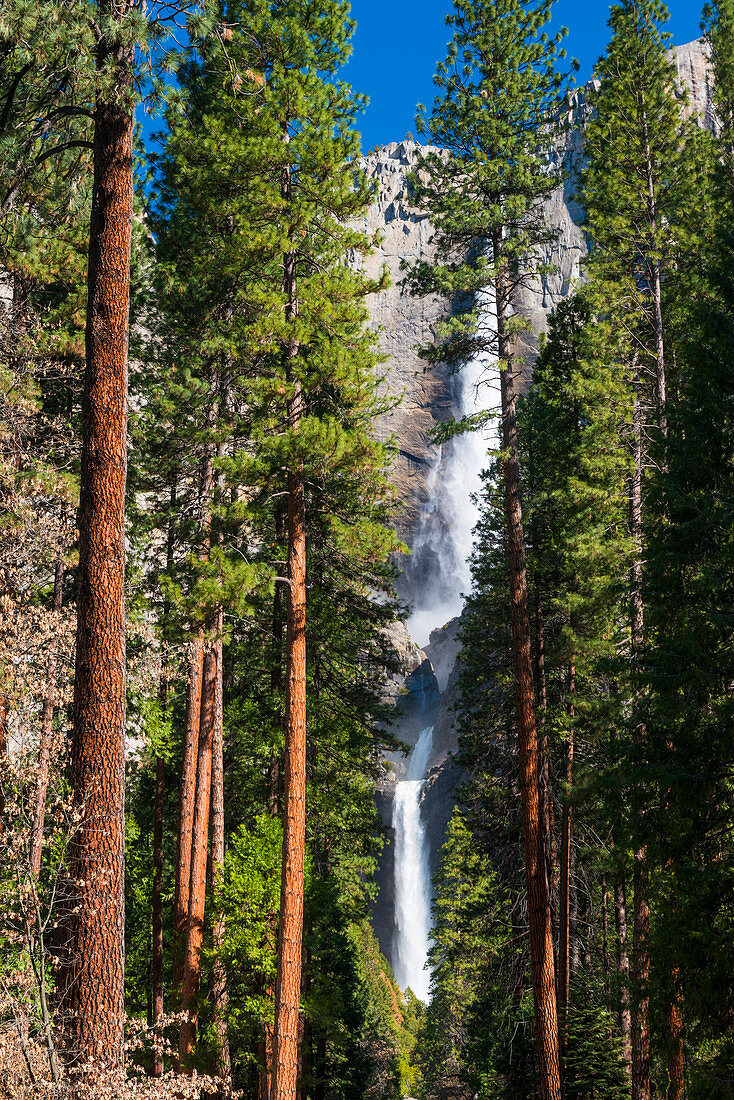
xmin=210 ymin=623 xmax=231 ymax=1081
xmin=496 ymin=252 xmax=561 ymax=1100
xmin=614 ymin=876 xmax=633 ymax=1078
xmin=273 ymin=137 xmax=308 ymax=1100
xmin=174 ymin=447 xmax=216 ymax=997
xmin=179 ymin=639 xmax=217 ymax=1067
xmin=667 ymin=970 xmax=685 ymax=1100
xmin=62 ymin=3 xmax=133 ymax=1064
xmin=173 ymin=636 xmax=204 ymax=995
xmin=29 ymin=559 xmax=63 ymax=878
xmin=273 ymin=445 xmax=307 ymax=1100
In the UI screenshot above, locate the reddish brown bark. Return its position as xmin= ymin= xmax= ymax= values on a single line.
xmin=174 ymin=447 xmax=217 ymax=998
xmin=179 ymin=637 xmax=217 ymax=1066
xmin=210 ymin=622 xmax=231 ymax=1081
xmin=62 ymin=3 xmax=133 ymax=1064
xmin=29 ymin=558 xmax=63 ymax=878
xmin=496 ymin=250 xmax=561 ymax=1100
xmin=173 ymin=636 xmax=204 ymax=995
xmin=272 ymin=137 xmax=308 ymax=1099
xmin=667 ymin=969 xmax=685 ymax=1100
xmin=273 ymin=442 xmax=307 ymax=1100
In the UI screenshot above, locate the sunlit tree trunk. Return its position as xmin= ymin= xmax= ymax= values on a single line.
xmin=178 ymin=636 xmax=217 ymax=1066
xmin=62 ymin=0 xmax=133 ymax=1063
xmin=273 ymin=162 xmax=308 ymax=1095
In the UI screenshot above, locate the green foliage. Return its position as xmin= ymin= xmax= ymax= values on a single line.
xmin=407 ymin=0 xmax=576 ymax=379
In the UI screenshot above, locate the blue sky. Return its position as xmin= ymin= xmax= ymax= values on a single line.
xmin=342 ymin=0 xmax=706 ymax=151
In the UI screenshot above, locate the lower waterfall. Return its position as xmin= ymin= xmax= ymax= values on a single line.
xmin=391 ymin=725 xmax=434 ymax=1002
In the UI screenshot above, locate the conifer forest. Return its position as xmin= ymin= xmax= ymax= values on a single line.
xmin=1 ymin=0 xmax=734 ymax=1096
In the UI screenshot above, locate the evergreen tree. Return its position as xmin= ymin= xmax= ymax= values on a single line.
xmin=407 ymin=2 xmax=575 ymax=1095
xmin=579 ymin=5 xmax=711 ymax=1097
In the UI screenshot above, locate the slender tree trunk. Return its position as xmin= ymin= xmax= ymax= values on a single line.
xmin=559 ymin=656 xmax=575 ymax=1046
xmin=614 ymin=875 xmax=633 ymax=1080
xmin=179 ymin=637 xmax=217 ymax=1067
xmin=152 ymin=494 xmax=175 ymax=1077
xmin=667 ymin=968 xmax=685 ymax=1100
xmin=210 ymin=616 xmax=231 ymax=1081
xmin=629 ymin=372 xmax=650 ymax=1100
xmin=531 ymin=499 xmax=556 ymax=924
xmin=495 ymin=251 xmax=561 ymax=1100
xmin=62 ymin=2 xmax=133 ymax=1064
xmin=29 ymin=559 xmax=63 ymax=878
xmin=173 ymin=636 xmax=204 ymax=995
xmin=273 ymin=155 xmax=308 ymax=1098
xmin=601 ymin=878 xmax=612 ymax=1006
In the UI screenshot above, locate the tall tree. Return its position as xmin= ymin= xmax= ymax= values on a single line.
xmin=62 ymin=0 xmax=134 ymax=1066
xmin=580 ymin=5 xmax=709 ymax=1095
xmin=407 ymin=1 xmax=575 ymax=1095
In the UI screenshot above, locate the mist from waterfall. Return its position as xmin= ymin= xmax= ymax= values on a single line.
xmin=391 ymin=725 xmax=434 ymax=1002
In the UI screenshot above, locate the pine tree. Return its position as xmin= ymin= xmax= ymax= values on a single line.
xmin=579 ymin=5 xmax=710 ymax=1096
xmin=407 ymin=2 xmax=575 ymax=1095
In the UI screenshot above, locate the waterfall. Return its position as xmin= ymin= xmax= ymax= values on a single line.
xmin=404 ymin=349 xmax=494 ymax=648
xmin=391 ymin=725 xmax=434 ymax=1002
xmin=389 ymin=292 xmax=499 ymax=1002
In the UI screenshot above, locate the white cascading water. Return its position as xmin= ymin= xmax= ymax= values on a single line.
xmin=391 ymin=725 xmax=435 ymax=1002
xmin=405 ymin=348 xmax=495 ymax=649
xmin=392 ymin=292 xmax=499 ymax=1002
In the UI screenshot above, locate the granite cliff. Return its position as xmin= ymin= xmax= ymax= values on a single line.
xmin=363 ymin=39 xmax=714 ymax=974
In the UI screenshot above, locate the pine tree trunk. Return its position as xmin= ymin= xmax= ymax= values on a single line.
xmin=210 ymin=620 xmax=231 ymax=1081
xmin=273 ymin=438 xmax=307 ymax=1100
xmin=495 ymin=254 xmax=561 ymax=1100
xmin=173 ymin=444 xmax=217 ymax=996
xmin=531 ymin=497 xmax=556 ymax=922
xmin=173 ymin=635 xmax=204 ymax=995
xmin=614 ymin=875 xmax=633 ymax=1079
xmin=559 ymin=657 xmax=575 ymax=1046
xmin=273 ymin=182 xmax=308 ymax=1098
xmin=667 ymin=969 xmax=685 ymax=1100
xmin=29 ymin=558 xmax=63 ymax=878
xmin=630 ymin=373 xmax=650 ymax=1100
xmin=153 ymin=496 xmax=175 ymax=1077
xmin=63 ymin=3 xmax=133 ymax=1063
xmin=601 ymin=878 xmax=612 ymax=1005
xmin=179 ymin=637 xmax=217 ymax=1067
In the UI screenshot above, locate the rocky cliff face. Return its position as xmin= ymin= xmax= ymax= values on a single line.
xmin=366 ymin=39 xmax=713 ymax=973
